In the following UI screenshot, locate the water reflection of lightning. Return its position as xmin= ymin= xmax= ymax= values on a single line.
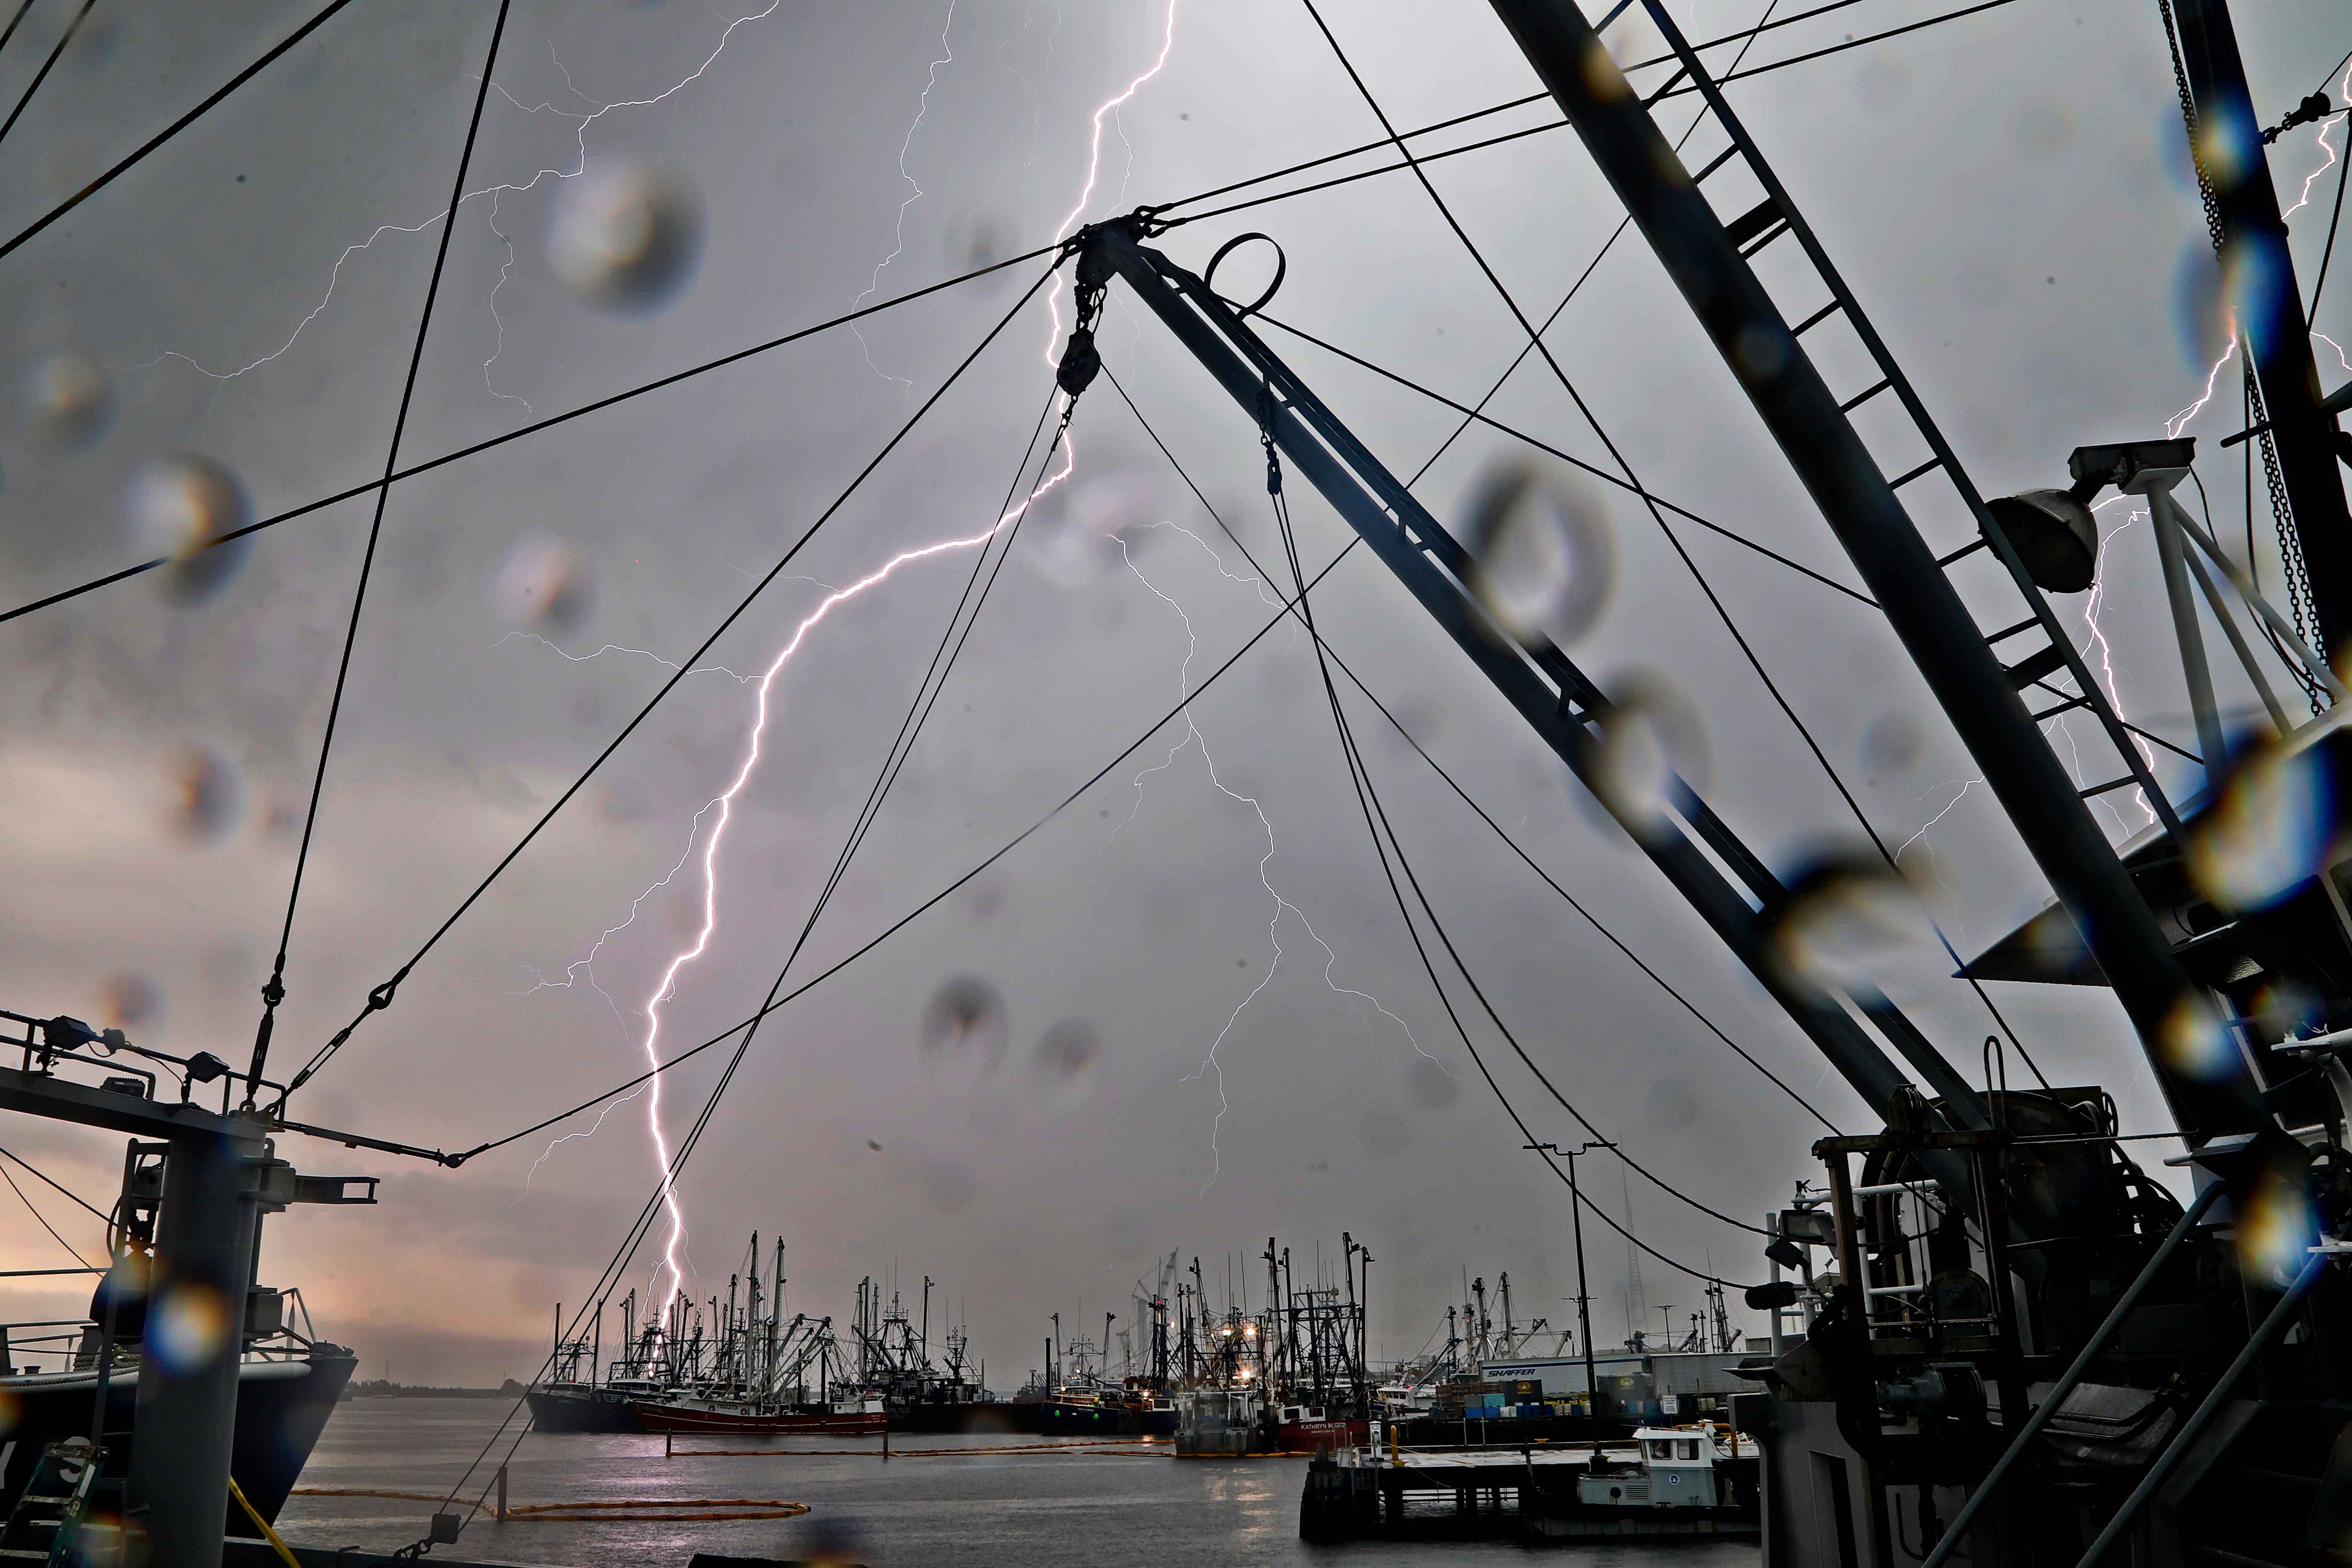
xmin=1111 ymin=522 xmax=1432 ymax=1196
xmin=147 ymin=2 xmax=785 ymax=381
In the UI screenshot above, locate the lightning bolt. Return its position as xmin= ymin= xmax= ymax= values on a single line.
xmin=2168 ymin=335 xmax=2240 ymax=439
xmin=852 ymin=1 xmax=959 ymax=387
xmin=1043 ymin=0 xmax=1178 ymax=363
xmin=2072 ymin=506 xmax=2159 ymax=832
xmin=521 ymin=1 xmax=1180 ymax=1315
xmin=1892 ymin=777 xmax=1981 ymax=934
xmin=1110 ymin=520 xmax=1437 ymax=1197
xmin=139 ymin=3 xmax=785 ymax=383
xmin=2281 ymin=60 xmax=2352 ymax=220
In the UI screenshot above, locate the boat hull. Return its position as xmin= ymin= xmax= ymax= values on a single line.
xmin=1279 ymin=1416 xmax=1368 ymax=1453
xmin=526 ymin=1384 xmax=643 ymax=1433
xmin=0 ymin=1346 xmax=355 ymax=1530
xmin=631 ymin=1401 xmax=886 ymax=1436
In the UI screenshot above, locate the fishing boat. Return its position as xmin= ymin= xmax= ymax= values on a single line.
xmin=630 ymin=1391 xmax=886 ymax=1436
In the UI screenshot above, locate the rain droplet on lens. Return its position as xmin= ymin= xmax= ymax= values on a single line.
xmin=1859 ymin=711 xmax=1925 ymax=777
xmin=496 ymin=535 xmax=595 ymax=633
xmin=546 ymin=159 xmax=704 ymax=314
xmin=25 ymin=351 xmax=113 ymax=449
xmin=1762 ymin=852 xmax=1935 ymax=999
xmin=162 ymin=742 xmax=241 ymax=845
xmin=2157 ymin=989 xmax=2243 ymax=1083
xmin=96 ymin=974 xmax=163 ymax=1031
xmin=126 ymin=454 xmax=250 ymax=605
xmin=1460 ymin=460 xmax=1614 ymax=648
xmin=2238 ymin=1161 xmax=2316 ymax=1288
xmin=1575 ymin=670 xmax=1709 ymax=842
xmin=1407 ymin=1057 xmax=1458 ymax=1110
xmin=1357 ymin=1102 xmax=1412 ymax=1157
xmin=1032 ymin=1019 xmax=1105 ymax=1109
xmin=920 ymin=976 xmax=1007 ymax=1088
xmin=2183 ymin=734 xmax=2339 ymax=914
xmin=919 ymin=1160 xmax=976 ymax=1214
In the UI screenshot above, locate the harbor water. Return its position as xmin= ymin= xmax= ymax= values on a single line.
xmin=277 ymin=1399 xmax=1764 ymax=1565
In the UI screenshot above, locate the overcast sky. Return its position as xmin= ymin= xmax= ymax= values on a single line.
xmin=0 ymin=0 xmax=2343 ymax=1385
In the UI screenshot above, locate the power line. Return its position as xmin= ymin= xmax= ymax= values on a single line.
xmin=0 ymin=0 xmax=96 ymax=148
xmin=1252 ymin=311 xmax=1874 ymax=605
xmin=1099 ymin=364 xmax=1840 ymax=1136
xmin=1303 ymin=0 xmax=2050 ymax=1097
xmin=281 ymin=260 xmax=1062 ymax=1101
xmin=428 ymin=388 xmax=1074 ymax=1539
xmin=414 ymin=536 xmax=1372 ymax=1168
xmin=249 ymin=0 xmax=515 ymax=1101
xmin=0 ymin=0 xmax=356 ymax=264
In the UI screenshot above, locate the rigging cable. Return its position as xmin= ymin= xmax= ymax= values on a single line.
xmin=1300 ymin=0 xmax=2052 ymax=1094
xmin=397 ymin=534 xmax=1373 ymax=1168
xmin=0 ymin=0 xmax=95 ymax=148
xmin=247 ymin=0 xmax=517 ymax=1102
xmin=0 ymin=0 xmax=39 ymax=59
xmin=1258 ymin=409 xmax=1753 ymax=1281
xmin=0 ymin=0 xmax=355 ymax=264
xmin=1100 ymin=364 xmax=1839 ymax=1137
xmin=0 ymin=1144 xmax=110 ymax=1225
xmin=426 ymin=384 xmax=1078 ymax=1540
xmin=280 ymin=259 xmax=1062 ymax=1101
xmin=0 ymin=1163 xmax=92 ymax=1269
xmin=0 ymin=0 xmax=2011 ymax=630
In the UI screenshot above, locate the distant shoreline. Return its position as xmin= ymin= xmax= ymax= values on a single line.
xmin=347 ymin=1380 xmax=526 ymax=1401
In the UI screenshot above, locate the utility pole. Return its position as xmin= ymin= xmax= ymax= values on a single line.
xmin=1528 ymin=1140 xmax=1613 ymax=1444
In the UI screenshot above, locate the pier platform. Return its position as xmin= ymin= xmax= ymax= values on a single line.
xmin=1296 ymin=1442 xmax=1761 ymax=1543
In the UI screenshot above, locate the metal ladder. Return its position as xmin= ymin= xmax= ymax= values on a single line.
xmin=0 ymin=1440 xmax=105 ymax=1566
xmin=1643 ymin=0 xmax=2191 ymax=842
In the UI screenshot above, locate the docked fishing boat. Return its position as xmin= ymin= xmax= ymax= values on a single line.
xmin=1175 ymin=1386 xmax=1269 ymax=1457
xmin=630 ymin=1391 xmax=886 ymax=1436
xmin=1274 ymin=1401 xmax=1367 ymax=1453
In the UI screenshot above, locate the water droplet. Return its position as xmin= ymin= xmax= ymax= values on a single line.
xmin=1645 ymin=1078 xmax=1698 ymax=1129
xmin=918 ymin=1160 xmax=976 ymax=1214
xmin=920 ymin=976 xmax=1006 ymax=1089
xmin=1762 ymin=852 xmax=1936 ymax=999
xmin=496 ymin=535 xmax=595 ymax=633
xmin=1858 ymin=712 xmax=1925 ymax=776
xmin=161 ymin=742 xmax=241 ymax=845
xmin=2183 ymin=734 xmax=2341 ymax=914
xmin=149 ymin=1284 xmax=231 ymax=1373
xmin=546 ymin=160 xmax=703 ymax=314
xmin=1460 ymin=460 xmax=1613 ymax=648
xmin=1032 ymin=1019 xmax=1104 ymax=1109
xmin=1575 ymin=670 xmax=1709 ymax=841
xmin=96 ymin=975 xmax=163 ymax=1031
xmin=124 ymin=454 xmax=249 ymax=605
xmin=24 ymin=351 xmax=112 ymax=448
xmin=1357 ymin=1102 xmax=1412 ymax=1157
xmin=2157 ymin=990 xmax=2243 ymax=1082
xmin=1408 ymin=1058 xmax=1458 ymax=1110
xmin=2237 ymin=1161 xmax=2316 ymax=1289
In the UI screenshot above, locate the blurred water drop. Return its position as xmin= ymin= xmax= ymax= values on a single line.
xmin=1032 ymin=1019 xmax=1105 ymax=1110
xmin=496 ymin=535 xmax=595 ymax=633
xmin=1357 ymin=1102 xmax=1412 ymax=1158
xmin=1859 ymin=712 xmax=1925 ymax=777
xmin=1575 ymin=671 xmax=1709 ymax=842
xmin=1460 ymin=460 xmax=1613 ymax=648
xmin=125 ymin=454 xmax=249 ymax=605
xmin=546 ymin=160 xmax=703 ymax=314
xmin=1407 ymin=1057 xmax=1458 ymax=1110
xmin=150 ymin=1284 xmax=231 ymax=1374
xmin=2238 ymin=1163 xmax=2316 ymax=1289
xmin=2183 ymin=735 xmax=2341 ymax=914
xmin=25 ymin=351 xmax=112 ymax=448
xmin=162 ymin=743 xmax=241 ymax=845
xmin=2157 ymin=989 xmax=2243 ymax=1082
xmin=918 ymin=1160 xmax=976 ymax=1214
xmin=96 ymin=975 xmax=163 ymax=1032
xmin=1026 ymin=469 xmax=1167 ymax=591
xmin=1645 ymin=1078 xmax=1698 ymax=1129
xmin=920 ymin=976 xmax=1006 ymax=1089
xmin=1763 ymin=852 xmax=1937 ymax=998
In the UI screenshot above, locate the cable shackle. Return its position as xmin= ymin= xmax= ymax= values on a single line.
xmin=1256 ymin=381 xmax=1283 ymax=497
